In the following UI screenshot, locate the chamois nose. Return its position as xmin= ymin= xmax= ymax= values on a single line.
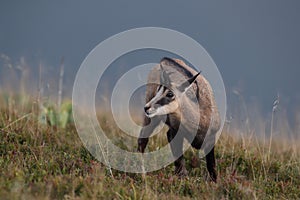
xmin=144 ymin=105 xmax=150 ymax=113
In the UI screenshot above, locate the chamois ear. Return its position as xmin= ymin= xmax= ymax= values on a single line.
xmin=177 ymin=72 xmax=201 ymax=92
xmin=160 ymin=64 xmax=171 ymax=87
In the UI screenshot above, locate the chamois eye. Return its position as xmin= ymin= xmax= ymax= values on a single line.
xmin=166 ymin=91 xmax=174 ymax=98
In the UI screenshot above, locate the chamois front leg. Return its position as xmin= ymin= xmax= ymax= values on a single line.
xmin=205 ymin=147 xmax=217 ymax=182
xmin=137 ymin=137 xmax=148 ymax=153
xmin=167 ymin=128 xmax=188 ymax=177
xmin=137 ymin=116 xmax=161 ymax=153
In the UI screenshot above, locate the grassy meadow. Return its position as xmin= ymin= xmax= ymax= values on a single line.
xmin=0 ymin=94 xmax=299 ymax=200
xmin=0 ymin=56 xmax=299 ymax=199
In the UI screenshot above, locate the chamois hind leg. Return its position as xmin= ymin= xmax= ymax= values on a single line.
xmin=167 ymin=128 xmax=187 ymax=177
xmin=191 ymin=133 xmax=217 ymax=182
xmin=205 ymin=147 xmax=217 ymax=182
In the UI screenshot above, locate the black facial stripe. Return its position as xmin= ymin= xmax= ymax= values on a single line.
xmin=157 ymin=85 xmax=168 ymax=93
xmin=156 ymin=85 xmax=161 ymax=92
xmin=156 ymin=96 xmax=172 ymax=106
xmin=163 ymin=86 xmax=167 ymax=93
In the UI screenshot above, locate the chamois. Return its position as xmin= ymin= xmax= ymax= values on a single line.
xmin=137 ymin=57 xmax=220 ymax=182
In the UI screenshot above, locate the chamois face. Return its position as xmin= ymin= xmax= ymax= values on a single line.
xmin=144 ymin=85 xmax=179 ymax=118
xmin=143 ymin=65 xmax=201 ymax=118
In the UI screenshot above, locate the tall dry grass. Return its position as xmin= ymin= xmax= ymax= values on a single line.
xmin=0 ymin=55 xmax=300 ymax=199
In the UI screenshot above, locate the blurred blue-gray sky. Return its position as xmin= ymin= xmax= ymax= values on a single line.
xmin=1 ymin=1 xmax=300 ymax=124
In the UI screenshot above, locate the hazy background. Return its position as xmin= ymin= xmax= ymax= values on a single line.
xmin=1 ymin=1 xmax=300 ymax=136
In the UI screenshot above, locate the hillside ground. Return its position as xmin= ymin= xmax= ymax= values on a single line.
xmin=0 ymin=96 xmax=299 ymax=199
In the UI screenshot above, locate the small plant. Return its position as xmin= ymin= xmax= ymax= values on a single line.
xmin=39 ymin=101 xmax=73 ymax=128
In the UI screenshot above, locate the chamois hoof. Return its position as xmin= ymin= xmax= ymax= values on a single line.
xmin=207 ymin=173 xmax=217 ymax=183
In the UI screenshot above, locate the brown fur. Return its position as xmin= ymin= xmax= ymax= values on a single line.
xmin=138 ymin=57 xmax=220 ymax=182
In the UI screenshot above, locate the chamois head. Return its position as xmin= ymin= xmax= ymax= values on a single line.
xmin=144 ymin=64 xmax=201 ymax=118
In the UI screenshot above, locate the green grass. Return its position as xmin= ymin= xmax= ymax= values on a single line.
xmin=0 ymin=97 xmax=299 ymax=199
